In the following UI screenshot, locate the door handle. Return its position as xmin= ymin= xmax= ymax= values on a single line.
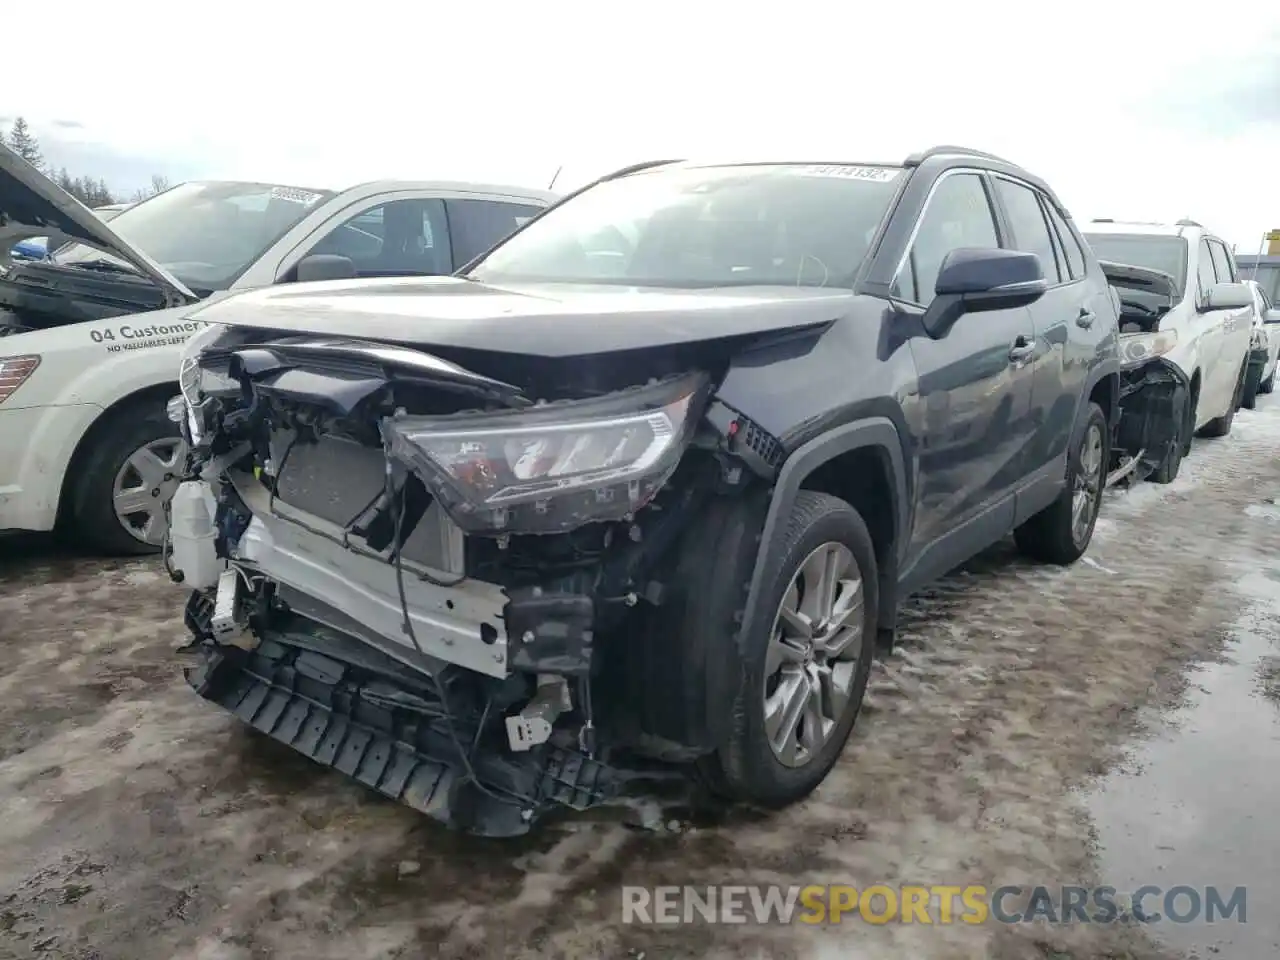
xmin=1076 ymin=308 xmax=1096 ymax=329
xmin=1008 ymin=336 xmax=1036 ymax=365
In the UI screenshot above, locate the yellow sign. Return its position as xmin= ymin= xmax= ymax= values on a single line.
xmin=1267 ymin=230 xmax=1280 ymax=256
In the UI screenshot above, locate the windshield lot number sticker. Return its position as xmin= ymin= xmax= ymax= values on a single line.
xmin=270 ymin=187 xmax=324 ymax=205
xmin=799 ymin=165 xmax=900 ymax=182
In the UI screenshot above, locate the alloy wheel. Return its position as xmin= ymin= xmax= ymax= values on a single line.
xmin=112 ymin=437 xmax=187 ymax=546
xmin=763 ymin=542 xmax=865 ymax=768
xmin=1071 ymin=422 xmax=1104 ymax=545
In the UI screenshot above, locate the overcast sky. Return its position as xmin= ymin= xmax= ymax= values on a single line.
xmin=3 ymin=0 xmax=1279 ymax=250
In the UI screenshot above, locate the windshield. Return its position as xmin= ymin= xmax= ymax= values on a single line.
xmin=1083 ymin=233 xmax=1188 ymax=301
xmin=466 ymin=163 xmax=904 ymax=288
xmin=52 ymin=181 xmax=335 ymax=291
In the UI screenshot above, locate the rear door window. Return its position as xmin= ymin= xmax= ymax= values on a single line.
xmin=447 ymin=199 xmax=545 ymax=268
xmin=993 ymin=178 xmax=1062 ymax=284
xmin=1043 ymin=203 xmax=1085 ymax=280
xmin=299 ymin=198 xmax=452 ymax=278
xmin=1196 ymin=239 xmax=1217 ymax=298
xmin=1207 ymin=240 xmax=1236 ymax=282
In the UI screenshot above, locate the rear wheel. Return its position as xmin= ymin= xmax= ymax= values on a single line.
xmin=1242 ymin=362 xmax=1262 ymax=410
xmin=1200 ymin=361 xmax=1247 ymax=438
xmin=697 ymin=491 xmax=877 ymax=807
xmin=1014 ymin=402 xmax=1108 ymax=564
xmin=67 ymin=402 xmax=186 ymax=556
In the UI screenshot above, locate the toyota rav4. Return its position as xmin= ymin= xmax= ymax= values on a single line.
xmin=167 ymin=148 xmax=1177 ymax=836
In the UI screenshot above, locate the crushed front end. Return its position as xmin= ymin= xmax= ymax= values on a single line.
xmin=164 ymin=326 xmax=753 ymax=836
xmin=1099 ymin=260 xmax=1190 ymax=485
xmin=1112 ymin=338 xmax=1190 ymax=485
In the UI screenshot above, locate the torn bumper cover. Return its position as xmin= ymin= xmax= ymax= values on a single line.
xmin=169 ymin=333 xmax=711 ymax=834
xmin=1115 ymin=355 xmax=1190 ymax=480
xmin=185 ymin=631 xmax=618 ymax=838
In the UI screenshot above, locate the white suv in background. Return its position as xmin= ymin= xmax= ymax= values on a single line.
xmin=1083 ymin=219 xmax=1255 ymax=481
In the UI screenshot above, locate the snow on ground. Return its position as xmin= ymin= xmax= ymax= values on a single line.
xmin=3 ymin=399 xmax=1280 ymax=959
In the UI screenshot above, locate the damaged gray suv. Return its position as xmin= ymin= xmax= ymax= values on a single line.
xmin=167 ymin=149 xmax=1181 ymax=836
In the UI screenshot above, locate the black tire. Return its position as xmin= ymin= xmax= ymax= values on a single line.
xmin=696 ymin=491 xmax=877 ymax=808
xmin=1261 ymin=369 xmax=1275 ymax=395
xmin=1150 ymin=387 xmax=1189 ymax=485
xmin=1014 ymin=402 xmax=1109 ymax=565
xmin=1199 ymin=361 xmax=1247 ymax=438
xmin=1242 ymin=364 xmax=1261 ymax=411
xmin=65 ymin=401 xmax=184 ymax=556
xmin=1149 ymin=420 xmax=1184 ymax=484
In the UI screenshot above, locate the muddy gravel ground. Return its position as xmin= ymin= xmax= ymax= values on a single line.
xmin=4 ymin=402 xmax=1280 ymax=960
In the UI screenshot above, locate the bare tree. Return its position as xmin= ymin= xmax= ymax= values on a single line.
xmin=131 ymin=174 xmax=173 ymax=203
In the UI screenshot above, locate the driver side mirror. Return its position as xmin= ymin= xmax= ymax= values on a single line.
xmin=295 ymin=254 xmax=356 ymax=283
xmin=1200 ymin=281 xmax=1253 ymax=312
xmin=921 ymin=248 xmax=1048 ymax=339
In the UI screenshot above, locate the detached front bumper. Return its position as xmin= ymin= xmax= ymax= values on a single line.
xmin=1115 ymin=357 xmax=1191 ymax=481
xmin=184 ymin=619 xmax=621 ymax=838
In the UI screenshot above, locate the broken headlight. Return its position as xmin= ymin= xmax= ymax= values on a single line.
xmin=383 ymin=372 xmax=708 ymax=534
xmin=1119 ymin=329 xmax=1178 ymax=369
xmin=1252 ymin=326 xmax=1269 ymax=351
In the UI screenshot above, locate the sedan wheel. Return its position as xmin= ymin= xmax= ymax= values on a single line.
xmin=763 ymin=541 xmax=865 ymax=769
xmin=112 ymin=437 xmax=187 ymax=547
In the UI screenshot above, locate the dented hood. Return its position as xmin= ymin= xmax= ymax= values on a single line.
xmin=188 ymin=275 xmax=846 ymax=358
xmin=1098 ymin=259 xmax=1178 ymax=300
xmin=0 ymin=142 xmax=196 ymax=305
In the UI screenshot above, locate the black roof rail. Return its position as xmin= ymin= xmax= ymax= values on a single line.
xmin=598 ymin=158 xmax=685 ymax=182
xmin=1092 ymin=218 xmax=1114 ymax=223
xmin=1176 ymin=218 xmax=1203 ymax=228
xmin=903 ymin=144 xmax=1017 ymax=168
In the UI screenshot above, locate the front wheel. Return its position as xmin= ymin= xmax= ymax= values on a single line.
xmin=66 ymin=402 xmax=186 ymax=556
xmin=1014 ymin=402 xmax=1108 ymax=565
xmin=697 ymin=491 xmax=877 ymax=808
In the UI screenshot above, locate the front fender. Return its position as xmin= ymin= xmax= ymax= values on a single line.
xmin=1 ymin=309 xmax=209 ymax=410
xmin=736 ymin=417 xmax=908 ymax=654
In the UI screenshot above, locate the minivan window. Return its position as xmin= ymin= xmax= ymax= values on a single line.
xmin=447 ymin=199 xmax=546 ymax=267
xmin=466 ymin=164 xmax=904 ymax=289
xmin=1082 ymin=233 xmax=1188 ymax=301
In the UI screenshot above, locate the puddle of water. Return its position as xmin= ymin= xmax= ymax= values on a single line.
xmin=1082 ymin=566 xmax=1280 ymax=958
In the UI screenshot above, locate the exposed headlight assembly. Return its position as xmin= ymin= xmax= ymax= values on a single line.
xmin=1119 ymin=329 xmax=1178 ymax=369
xmin=383 ymin=372 xmax=708 ymax=534
xmin=177 ymin=324 xmax=240 ymax=444
xmin=1252 ymin=326 xmax=1269 ymax=351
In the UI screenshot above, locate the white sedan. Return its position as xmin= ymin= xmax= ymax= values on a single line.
xmin=0 ymin=143 xmax=557 ymax=553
